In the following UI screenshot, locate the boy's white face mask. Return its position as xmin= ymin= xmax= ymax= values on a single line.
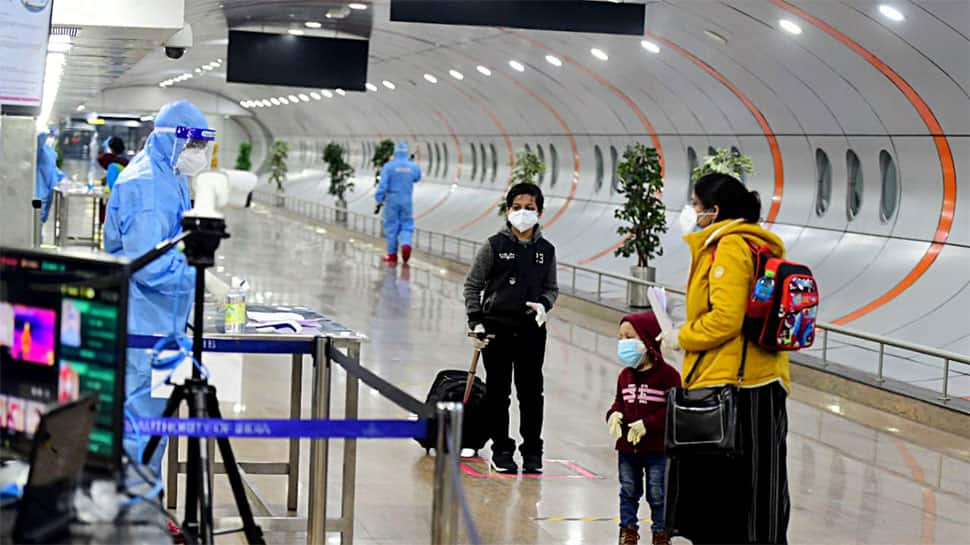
xmin=508 ymin=209 xmax=539 ymax=232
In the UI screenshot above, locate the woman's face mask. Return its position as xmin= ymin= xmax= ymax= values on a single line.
xmin=617 ymin=338 xmax=646 ymax=367
xmin=678 ymin=204 xmax=716 ymax=234
xmin=508 ymin=208 xmax=539 ymax=233
xmin=175 ymin=147 xmax=209 ymax=177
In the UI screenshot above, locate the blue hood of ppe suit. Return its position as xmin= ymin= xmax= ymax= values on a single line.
xmin=101 ymin=100 xmax=209 ymax=474
xmin=393 ymin=142 xmax=409 ymax=161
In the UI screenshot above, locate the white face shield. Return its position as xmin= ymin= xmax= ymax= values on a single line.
xmin=155 ymin=125 xmax=217 ymax=176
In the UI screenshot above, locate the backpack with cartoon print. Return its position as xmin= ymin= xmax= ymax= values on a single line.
xmin=741 ymin=242 xmax=819 ymax=351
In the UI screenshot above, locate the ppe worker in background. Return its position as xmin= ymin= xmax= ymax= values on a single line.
xmin=97 ymin=136 xmax=129 ymax=169
xmin=375 ymin=142 xmax=421 ymax=264
xmin=34 ymin=132 xmax=63 ymax=224
xmin=463 ymin=183 xmax=558 ymax=474
xmin=103 ymin=100 xmax=214 ymax=476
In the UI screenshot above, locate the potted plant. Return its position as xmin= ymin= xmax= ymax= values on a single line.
xmin=235 ymin=141 xmax=252 ymax=171
xmin=691 ymin=147 xmax=753 ymax=183
xmin=497 ymin=149 xmax=545 ymax=215
xmin=324 ymin=142 xmax=355 ymax=224
xmin=614 ymin=144 xmax=666 ymax=307
xmin=371 ymin=139 xmax=395 ymax=186
xmin=268 ymin=140 xmax=289 ymax=207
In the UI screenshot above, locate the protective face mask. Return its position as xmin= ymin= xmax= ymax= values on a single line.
xmin=508 ymin=209 xmax=539 ymax=233
xmin=175 ymin=148 xmax=209 ymax=177
xmin=678 ymin=205 xmax=716 ymax=234
xmin=617 ymin=338 xmax=646 ymax=368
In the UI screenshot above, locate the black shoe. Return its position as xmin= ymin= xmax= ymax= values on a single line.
xmin=522 ymin=453 xmax=543 ymax=474
xmin=489 ymin=451 xmax=518 ymax=474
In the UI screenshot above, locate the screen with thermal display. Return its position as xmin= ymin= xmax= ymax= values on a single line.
xmin=0 ymin=248 xmax=128 ymax=473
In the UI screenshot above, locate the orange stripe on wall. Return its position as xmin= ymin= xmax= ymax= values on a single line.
xmin=769 ymin=0 xmax=958 ymax=324
xmin=647 ymin=33 xmax=784 ymax=224
xmin=578 ymin=235 xmax=631 ymax=266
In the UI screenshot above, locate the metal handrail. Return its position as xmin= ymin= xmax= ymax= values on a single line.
xmin=256 ymin=191 xmax=969 ymax=401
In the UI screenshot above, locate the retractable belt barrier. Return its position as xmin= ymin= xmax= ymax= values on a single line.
xmin=131 ymin=337 xmax=434 ymax=438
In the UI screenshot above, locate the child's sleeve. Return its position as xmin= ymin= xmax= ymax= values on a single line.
xmin=606 ymin=374 xmax=623 ymax=421
xmin=539 ymin=246 xmax=558 ymax=311
xmin=463 ymin=242 xmax=493 ymax=327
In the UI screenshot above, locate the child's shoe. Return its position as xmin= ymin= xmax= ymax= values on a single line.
xmin=521 ymin=452 xmax=542 ymax=474
xmin=489 ymin=451 xmax=518 ymax=474
xmin=651 ymin=530 xmax=670 ymax=545
xmin=619 ymin=526 xmax=639 ymax=545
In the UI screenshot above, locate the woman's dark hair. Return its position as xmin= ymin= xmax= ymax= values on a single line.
xmin=506 ymin=182 xmax=544 ymax=212
xmin=693 ymin=173 xmax=761 ymax=223
xmin=108 ymin=136 xmax=125 ymax=155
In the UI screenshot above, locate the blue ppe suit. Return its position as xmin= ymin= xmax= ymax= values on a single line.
xmin=375 ymin=143 xmax=422 ymax=255
xmin=103 ymin=100 xmax=204 ymax=474
xmin=35 ymin=133 xmax=61 ymax=223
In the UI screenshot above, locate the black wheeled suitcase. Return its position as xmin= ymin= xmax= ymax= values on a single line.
xmin=416 ymin=370 xmax=488 ymax=453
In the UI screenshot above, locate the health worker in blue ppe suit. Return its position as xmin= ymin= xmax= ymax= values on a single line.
xmin=375 ymin=142 xmax=422 ymax=264
xmin=103 ymin=100 xmax=213 ymax=475
xmin=35 ymin=132 xmax=63 ymax=224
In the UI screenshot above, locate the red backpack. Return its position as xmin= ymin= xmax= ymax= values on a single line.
xmin=741 ymin=242 xmax=819 ymax=351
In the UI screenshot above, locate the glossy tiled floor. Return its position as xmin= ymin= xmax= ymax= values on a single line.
xmin=184 ymin=206 xmax=969 ymax=545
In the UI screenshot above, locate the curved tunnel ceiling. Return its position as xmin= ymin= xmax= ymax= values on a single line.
xmin=97 ymin=0 xmax=970 ymax=352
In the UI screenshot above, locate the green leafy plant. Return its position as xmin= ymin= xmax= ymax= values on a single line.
xmin=614 ymin=144 xmax=667 ymax=267
xmin=323 ymin=142 xmax=356 ymax=202
xmin=498 ymin=150 xmax=545 ymax=215
xmin=692 ymin=147 xmax=753 ymax=182
xmin=235 ymin=141 xmax=252 ymax=171
xmin=268 ymin=140 xmax=289 ymax=192
xmin=371 ymin=140 xmax=395 ymax=185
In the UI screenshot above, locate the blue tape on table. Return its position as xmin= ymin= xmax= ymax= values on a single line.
xmin=128 ymin=418 xmax=428 ymax=439
xmin=128 ymin=334 xmax=316 ymax=354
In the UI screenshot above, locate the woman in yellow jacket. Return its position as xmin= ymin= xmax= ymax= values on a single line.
xmin=661 ymin=173 xmax=790 ymax=544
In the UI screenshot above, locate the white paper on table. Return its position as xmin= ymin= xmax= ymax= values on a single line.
xmin=247 ymin=311 xmax=305 ymax=323
xmin=647 ymin=287 xmax=674 ymax=334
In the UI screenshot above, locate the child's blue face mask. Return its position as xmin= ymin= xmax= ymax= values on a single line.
xmin=617 ymin=338 xmax=646 ymax=367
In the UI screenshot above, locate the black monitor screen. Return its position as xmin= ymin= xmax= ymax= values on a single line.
xmin=227 ymin=30 xmax=369 ymax=91
xmin=0 ymin=248 xmax=128 ymax=474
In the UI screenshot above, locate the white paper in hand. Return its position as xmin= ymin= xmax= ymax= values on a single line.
xmin=647 ymin=287 xmax=674 ymax=334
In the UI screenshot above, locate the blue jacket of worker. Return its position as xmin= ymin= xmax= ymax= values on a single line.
xmin=375 ymin=143 xmax=422 ymax=256
xmin=103 ymin=100 xmax=205 ymax=474
xmin=35 ymin=133 xmax=60 ymax=223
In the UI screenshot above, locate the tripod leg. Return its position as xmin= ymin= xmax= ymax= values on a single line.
xmin=142 ymin=386 xmax=185 ymax=466
xmin=207 ymin=392 xmax=265 ymax=545
xmin=184 ymin=382 xmax=215 ymax=545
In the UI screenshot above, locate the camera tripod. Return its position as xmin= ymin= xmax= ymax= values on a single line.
xmin=135 ymin=215 xmax=264 ymax=545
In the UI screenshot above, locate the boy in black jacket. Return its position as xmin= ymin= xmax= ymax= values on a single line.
xmin=463 ymin=183 xmax=558 ymax=474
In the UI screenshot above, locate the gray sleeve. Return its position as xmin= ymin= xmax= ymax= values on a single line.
xmin=540 ymin=249 xmax=559 ymax=311
xmin=463 ymin=241 xmax=493 ymax=325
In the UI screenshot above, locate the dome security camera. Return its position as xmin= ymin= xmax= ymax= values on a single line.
xmin=165 ymin=24 xmax=193 ymax=60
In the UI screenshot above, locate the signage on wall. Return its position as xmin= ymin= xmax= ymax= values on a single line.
xmin=0 ymin=0 xmax=53 ymax=108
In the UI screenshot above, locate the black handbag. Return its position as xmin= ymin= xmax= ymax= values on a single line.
xmin=664 ymin=340 xmax=748 ymax=457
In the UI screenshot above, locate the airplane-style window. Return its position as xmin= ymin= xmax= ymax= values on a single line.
xmin=707 ymin=145 xmax=716 ymax=157
xmin=610 ymin=145 xmax=619 ymax=193
xmin=434 ymin=142 xmax=442 ymax=177
xmin=594 ymin=145 xmax=604 ymax=192
xmin=815 ymin=148 xmax=831 ymax=217
xmin=536 ymin=145 xmax=545 ymax=185
xmin=426 ymin=142 xmax=433 ymax=173
xmin=687 ymin=146 xmax=699 ymax=204
xmin=480 ymin=143 xmax=487 ymax=183
xmin=549 ymin=145 xmax=559 ymax=187
xmin=442 ymin=142 xmax=449 ymax=178
xmin=470 ymin=143 xmax=478 ymax=181
xmin=490 ymin=143 xmax=498 ymax=183
xmin=846 ymin=149 xmax=863 ymax=221
xmin=879 ymin=150 xmax=899 ymax=222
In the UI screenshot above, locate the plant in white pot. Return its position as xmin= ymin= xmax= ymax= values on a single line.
xmin=692 ymin=147 xmax=753 ymax=183
xmin=497 ymin=149 xmax=545 ymax=215
xmin=268 ymin=140 xmax=289 ymax=207
xmin=324 ymin=142 xmax=355 ymax=225
xmin=614 ymin=144 xmax=667 ymax=307
xmin=371 ymin=139 xmax=395 ymax=186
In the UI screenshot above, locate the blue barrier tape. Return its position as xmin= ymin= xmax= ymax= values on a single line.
xmin=128 ymin=334 xmax=316 ymax=355
xmin=128 ymin=417 xmax=428 ymax=439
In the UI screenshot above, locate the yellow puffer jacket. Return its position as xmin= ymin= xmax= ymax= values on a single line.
xmin=677 ymin=219 xmax=791 ymax=392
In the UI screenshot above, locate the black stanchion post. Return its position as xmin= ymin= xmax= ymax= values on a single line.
xmin=431 ymin=402 xmax=463 ymax=545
